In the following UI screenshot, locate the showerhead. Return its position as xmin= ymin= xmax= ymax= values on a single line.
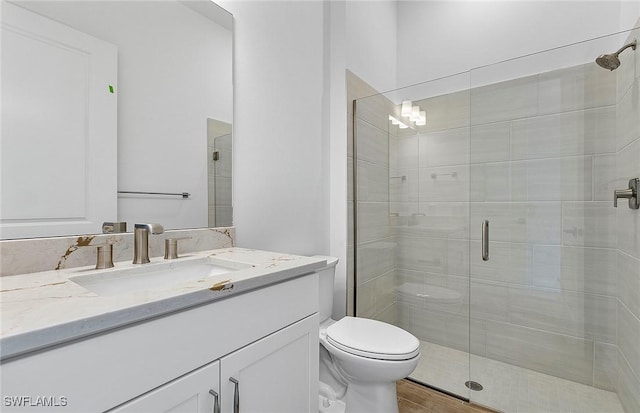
xmin=595 ymin=54 xmax=621 ymax=70
xmin=596 ymin=38 xmax=637 ymax=71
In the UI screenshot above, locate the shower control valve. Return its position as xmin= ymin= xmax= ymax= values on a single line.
xmin=613 ymin=178 xmax=639 ymax=209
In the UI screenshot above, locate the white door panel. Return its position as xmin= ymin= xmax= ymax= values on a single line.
xmin=1 ymin=2 xmax=117 ymax=238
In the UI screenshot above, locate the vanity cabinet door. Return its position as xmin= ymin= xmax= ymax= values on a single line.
xmin=219 ymin=314 xmax=319 ymax=413
xmin=110 ymin=361 xmax=220 ymax=413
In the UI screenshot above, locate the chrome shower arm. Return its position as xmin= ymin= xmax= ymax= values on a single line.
xmin=614 ymin=38 xmax=637 ymax=56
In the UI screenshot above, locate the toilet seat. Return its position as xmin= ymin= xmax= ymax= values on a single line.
xmin=325 ymin=317 xmax=420 ymax=361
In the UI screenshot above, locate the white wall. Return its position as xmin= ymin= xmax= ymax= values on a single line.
xmin=219 ymin=0 xmax=326 ymax=255
xmin=327 ymin=1 xmax=349 ymax=317
xmin=621 ymin=0 xmax=640 ymax=31
xmin=17 ymin=1 xmax=232 ymax=231
xmin=396 ymin=1 xmax=630 ymax=87
xmin=345 ymin=1 xmax=398 ymax=93
xmin=219 ymin=0 xmax=397 ymax=317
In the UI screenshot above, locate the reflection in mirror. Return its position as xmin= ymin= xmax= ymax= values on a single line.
xmin=0 ymin=0 xmax=233 ymax=240
xmin=207 ymin=119 xmax=232 ymax=227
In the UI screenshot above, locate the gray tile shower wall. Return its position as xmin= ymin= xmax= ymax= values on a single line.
xmin=355 ymin=106 xmax=397 ymax=319
xmin=347 ymin=70 xmax=392 ymax=318
xmin=615 ymin=24 xmax=640 ymax=413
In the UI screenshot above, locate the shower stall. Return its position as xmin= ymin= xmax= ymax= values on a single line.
xmin=351 ymin=26 xmax=639 ymax=413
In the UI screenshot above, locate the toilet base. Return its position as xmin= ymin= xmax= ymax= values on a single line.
xmin=344 ymin=381 xmax=399 ymax=413
xmin=319 ymin=395 xmax=346 ymax=413
xmin=319 ymin=381 xmax=399 ymax=413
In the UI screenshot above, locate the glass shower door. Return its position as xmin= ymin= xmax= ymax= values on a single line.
xmin=353 ymin=25 xmax=638 ymax=413
xmin=353 ymin=72 xmax=473 ymax=400
xmin=467 ymin=29 xmax=636 ymax=412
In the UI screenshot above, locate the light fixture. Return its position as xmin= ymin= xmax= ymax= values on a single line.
xmin=389 ymin=114 xmax=408 ymax=129
xmin=409 ymin=106 xmax=421 ymax=122
xmin=401 ymin=101 xmax=412 ymax=118
xmin=397 ymin=101 xmax=426 ymax=128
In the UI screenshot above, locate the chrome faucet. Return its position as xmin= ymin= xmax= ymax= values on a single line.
xmin=133 ymin=223 xmax=164 ymax=264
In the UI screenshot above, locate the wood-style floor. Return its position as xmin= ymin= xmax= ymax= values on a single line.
xmin=397 ymin=379 xmax=500 ymax=413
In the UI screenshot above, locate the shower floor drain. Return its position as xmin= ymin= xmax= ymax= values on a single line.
xmin=465 ymin=381 xmax=483 ymax=391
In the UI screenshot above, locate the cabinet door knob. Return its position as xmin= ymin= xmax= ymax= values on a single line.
xmin=229 ymin=377 xmax=239 ymax=413
xmin=208 ymin=389 xmax=220 ymax=413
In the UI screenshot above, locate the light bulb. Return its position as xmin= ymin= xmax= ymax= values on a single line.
xmin=401 ymin=101 xmax=412 ymax=118
xmin=409 ymin=106 xmax=420 ymax=121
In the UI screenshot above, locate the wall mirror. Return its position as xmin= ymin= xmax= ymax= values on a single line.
xmin=0 ymin=0 xmax=233 ymax=240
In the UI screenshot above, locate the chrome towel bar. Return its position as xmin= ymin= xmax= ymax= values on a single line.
xmin=118 ymin=191 xmax=190 ymax=199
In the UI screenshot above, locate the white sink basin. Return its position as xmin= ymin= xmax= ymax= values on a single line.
xmin=69 ymin=256 xmax=252 ymax=296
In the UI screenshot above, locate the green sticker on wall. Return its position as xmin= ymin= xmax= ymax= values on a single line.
xmin=109 ymin=85 xmax=114 ymax=93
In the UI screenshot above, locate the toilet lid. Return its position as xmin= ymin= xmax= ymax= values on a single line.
xmin=325 ymin=317 xmax=420 ymax=360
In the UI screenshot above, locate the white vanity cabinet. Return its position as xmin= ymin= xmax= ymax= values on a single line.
xmin=112 ymin=315 xmax=318 ymax=413
xmin=0 ymin=273 xmax=319 ymax=413
xmin=218 ymin=315 xmax=318 ymax=413
xmin=110 ymin=361 xmax=221 ymax=413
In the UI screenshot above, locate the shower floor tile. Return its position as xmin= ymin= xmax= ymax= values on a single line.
xmin=410 ymin=341 xmax=625 ymax=413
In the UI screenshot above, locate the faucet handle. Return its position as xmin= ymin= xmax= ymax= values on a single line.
xmin=134 ymin=223 xmax=164 ymax=234
xmin=95 ymin=243 xmax=115 ymax=269
xmin=102 ymin=221 xmax=127 ymax=234
xmin=81 ymin=242 xmax=114 ymax=269
xmin=164 ymin=237 xmax=192 ymax=260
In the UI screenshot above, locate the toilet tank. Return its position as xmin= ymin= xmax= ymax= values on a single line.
xmin=313 ymin=255 xmax=338 ymax=323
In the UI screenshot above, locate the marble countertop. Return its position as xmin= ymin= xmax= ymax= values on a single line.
xmin=0 ymin=248 xmax=326 ymax=361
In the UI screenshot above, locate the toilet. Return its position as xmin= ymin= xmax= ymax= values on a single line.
xmin=316 ymin=256 xmax=420 ymax=413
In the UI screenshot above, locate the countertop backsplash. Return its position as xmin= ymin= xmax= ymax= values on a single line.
xmin=0 ymin=227 xmax=235 ymax=277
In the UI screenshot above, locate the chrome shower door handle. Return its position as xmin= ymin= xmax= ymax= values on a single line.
xmin=481 ymin=220 xmax=489 ymax=261
xmin=229 ymin=377 xmax=239 ymax=413
xmin=208 ymin=389 xmax=220 ymax=413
